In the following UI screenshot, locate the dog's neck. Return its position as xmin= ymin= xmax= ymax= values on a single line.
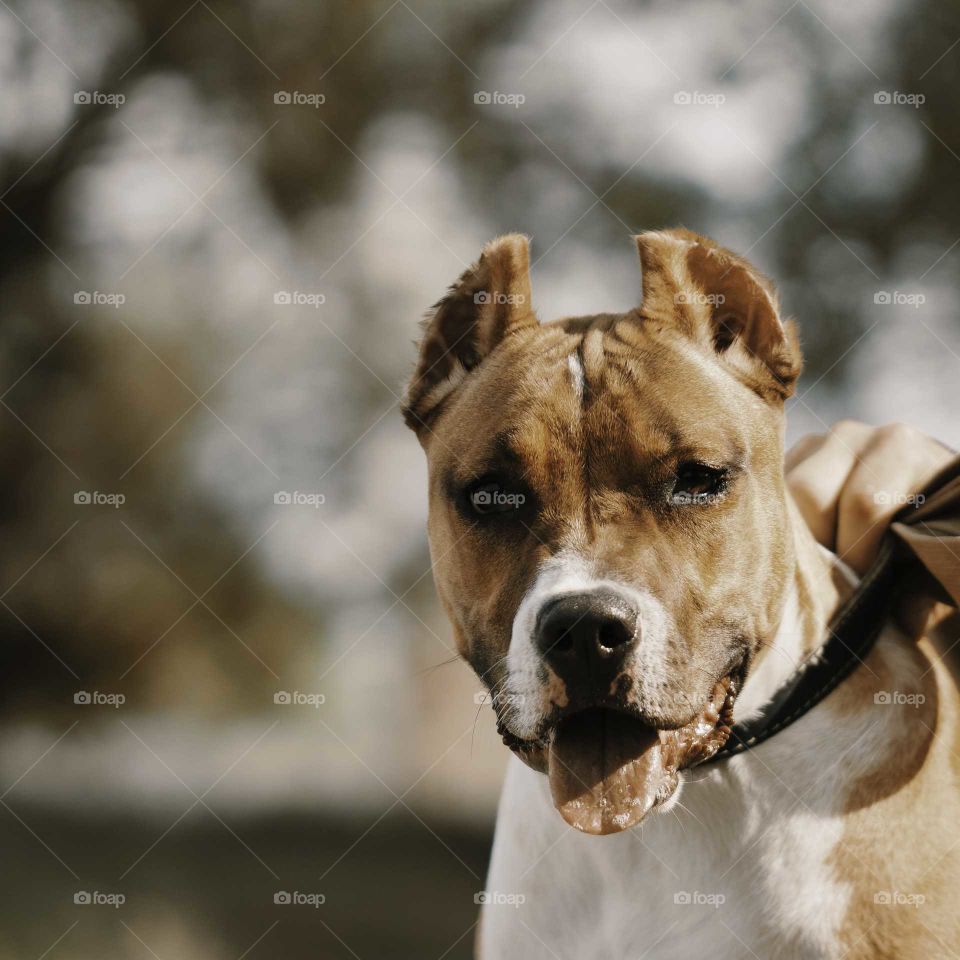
xmin=735 ymin=492 xmax=856 ymax=722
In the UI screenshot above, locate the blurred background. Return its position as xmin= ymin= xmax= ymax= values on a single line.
xmin=1 ymin=0 xmax=959 ymax=956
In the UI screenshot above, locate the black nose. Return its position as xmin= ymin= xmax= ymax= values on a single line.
xmin=535 ymin=591 xmax=639 ymax=689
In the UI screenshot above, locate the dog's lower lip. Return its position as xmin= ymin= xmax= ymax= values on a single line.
xmin=497 ymin=670 xmax=741 ymax=769
xmin=544 ymin=674 xmax=740 ymax=833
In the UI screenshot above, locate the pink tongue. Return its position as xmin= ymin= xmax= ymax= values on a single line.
xmin=548 ymin=709 xmax=665 ymax=835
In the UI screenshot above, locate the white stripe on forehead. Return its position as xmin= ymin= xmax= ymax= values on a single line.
xmin=567 ymin=352 xmax=585 ymax=403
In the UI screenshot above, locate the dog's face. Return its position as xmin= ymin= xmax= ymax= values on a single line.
xmin=404 ymin=229 xmax=803 ymax=834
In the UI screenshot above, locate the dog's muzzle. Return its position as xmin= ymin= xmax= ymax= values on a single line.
xmin=534 ymin=590 xmax=639 ymax=699
xmin=497 ymin=585 xmax=744 ymax=835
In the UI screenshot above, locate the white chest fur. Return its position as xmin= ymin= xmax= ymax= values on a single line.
xmin=480 ymin=570 xmax=907 ymax=960
xmin=481 ymin=737 xmax=851 ymax=960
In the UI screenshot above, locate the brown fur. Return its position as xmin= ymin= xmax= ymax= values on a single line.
xmin=828 ymin=609 xmax=960 ymax=958
xmin=405 ymin=229 xmax=960 ymax=955
xmin=404 ymin=228 xmax=803 ymax=730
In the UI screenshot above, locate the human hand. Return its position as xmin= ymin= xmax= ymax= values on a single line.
xmin=786 ymin=420 xmax=952 ymax=575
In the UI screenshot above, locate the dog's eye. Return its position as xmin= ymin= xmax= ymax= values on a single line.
xmin=467 ymin=479 xmax=526 ymax=516
xmin=671 ymin=462 xmax=728 ymax=504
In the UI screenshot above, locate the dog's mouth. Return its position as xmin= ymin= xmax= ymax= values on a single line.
xmin=497 ymin=674 xmax=740 ymax=835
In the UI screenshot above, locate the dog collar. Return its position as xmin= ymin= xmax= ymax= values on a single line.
xmin=703 ymin=538 xmax=897 ymax=763
xmin=704 ymin=452 xmax=960 ymax=764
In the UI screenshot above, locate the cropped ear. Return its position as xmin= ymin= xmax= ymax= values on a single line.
xmin=403 ymin=234 xmax=538 ymax=432
xmin=635 ymin=229 xmax=802 ymax=398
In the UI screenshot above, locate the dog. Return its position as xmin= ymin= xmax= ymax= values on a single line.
xmin=402 ymin=229 xmax=960 ymax=959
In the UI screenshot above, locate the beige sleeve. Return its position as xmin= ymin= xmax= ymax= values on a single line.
xmin=890 ymin=456 xmax=960 ymax=607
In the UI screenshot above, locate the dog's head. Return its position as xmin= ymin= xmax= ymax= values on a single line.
xmin=403 ymin=229 xmax=802 ymax=834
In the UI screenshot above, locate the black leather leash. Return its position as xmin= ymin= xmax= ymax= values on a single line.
xmin=703 ymin=537 xmax=899 ymax=763
xmin=700 ymin=449 xmax=960 ymax=765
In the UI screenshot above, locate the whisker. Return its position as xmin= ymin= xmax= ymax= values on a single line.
xmin=412 ymin=655 xmax=460 ymax=677
xmin=679 ymin=770 xmax=715 ymax=785
xmin=751 ymin=635 xmax=805 ymax=671
xmin=670 ymin=791 xmax=709 ymax=831
xmin=479 ymin=653 xmax=510 ymax=682
xmin=470 ymin=697 xmax=488 ymax=758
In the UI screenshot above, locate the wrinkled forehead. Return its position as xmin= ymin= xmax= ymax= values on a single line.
xmin=426 ymin=314 xmax=767 ymax=481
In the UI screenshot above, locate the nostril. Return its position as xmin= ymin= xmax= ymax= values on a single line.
xmin=598 ymin=619 xmax=632 ymax=650
xmin=550 ymin=628 xmax=575 ymax=654
xmin=535 ymin=591 xmax=639 ymax=670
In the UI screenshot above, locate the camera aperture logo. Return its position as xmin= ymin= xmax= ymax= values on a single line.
xmin=674 ymin=890 xmax=726 ymax=908
xmin=874 ymin=91 xmax=925 ymax=108
xmin=471 ymin=489 xmax=524 ymax=509
xmin=474 ymin=690 xmax=525 ymax=706
xmin=273 ymin=91 xmax=326 ymax=107
xmin=274 ymin=290 xmax=325 ymax=308
xmin=473 ymin=291 xmax=526 ymax=306
xmin=74 ymin=891 xmax=125 ymax=908
xmin=74 ymin=491 xmax=125 ymax=508
xmin=474 ymin=890 xmax=526 ymax=908
xmin=873 ymin=290 xmax=925 ymax=308
xmin=671 ymin=490 xmax=725 ymax=506
xmin=675 ymin=291 xmax=725 ymax=306
xmin=874 ymin=690 xmax=926 ymax=708
xmin=871 ymin=489 xmax=925 ymax=507
xmin=74 ymin=691 xmax=126 ymax=708
xmin=673 ymin=90 xmax=726 ymax=107
xmin=273 ymin=491 xmax=325 ymax=508
xmin=274 ymin=690 xmax=325 ymax=708
xmin=74 ymin=291 xmax=126 ymax=308
xmin=274 ymin=890 xmax=325 ymax=907
xmin=74 ymin=91 xmax=125 ymax=108
xmin=874 ymin=890 xmax=925 ymax=907
xmin=474 ymin=91 xmax=526 ymax=108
